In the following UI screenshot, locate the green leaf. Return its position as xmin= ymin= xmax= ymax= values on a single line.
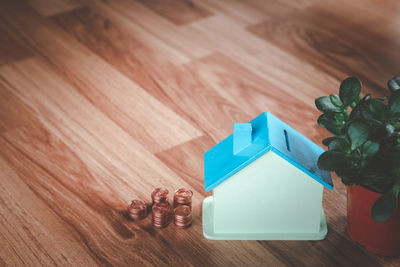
xmin=317 ymin=151 xmax=349 ymax=171
xmin=329 ymin=94 xmax=343 ymax=107
xmin=333 ymin=112 xmax=345 ymax=122
xmin=389 ymin=91 xmax=400 ymax=114
xmin=361 ymin=93 xmax=372 ymax=102
xmin=368 ymin=99 xmax=387 ymax=120
xmin=371 ymin=187 xmax=400 ymax=222
xmin=317 ymin=114 xmax=329 ymax=127
xmin=388 ymin=77 xmax=400 ymax=92
xmin=386 ymin=124 xmax=395 ymax=136
xmin=347 ymin=121 xmax=370 ymax=150
xmin=315 ymin=96 xmax=343 ymax=113
xmin=328 ymin=138 xmax=351 ymax=153
xmin=339 ymin=77 xmax=362 ymax=106
xmin=362 ymin=141 xmax=379 ymax=157
xmin=317 ymin=114 xmax=344 ymax=136
xmin=349 ymin=94 xmax=371 ymax=120
xmin=322 ymin=137 xmax=337 ymax=146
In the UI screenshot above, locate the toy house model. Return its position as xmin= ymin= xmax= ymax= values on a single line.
xmin=202 ymin=112 xmax=333 ymax=240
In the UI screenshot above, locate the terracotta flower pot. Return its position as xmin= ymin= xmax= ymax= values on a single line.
xmin=347 ymin=185 xmax=400 ymax=256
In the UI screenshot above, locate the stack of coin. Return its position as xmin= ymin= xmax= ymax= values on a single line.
xmin=128 ymin=200 xmax=147 ymax=220
xmin=151 ymin=188 xmax=169 ymax=204
xmin=173 ymin=188 xmax=193 ymax=209
xmin=152 ymin=202 xmax=171 ymax=228
xmin=173 ymin=205 xmax=192 ymax=228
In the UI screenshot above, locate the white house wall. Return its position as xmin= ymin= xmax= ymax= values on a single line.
xmin=213 ymin=151 xmax=324 ymax=234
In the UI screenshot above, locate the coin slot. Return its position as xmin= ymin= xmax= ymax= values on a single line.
xmin=284 ymin=129 xmax=291 ymax=152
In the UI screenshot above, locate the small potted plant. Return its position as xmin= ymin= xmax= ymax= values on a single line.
xmin=315 ymin=76 xmax=400 ymax=256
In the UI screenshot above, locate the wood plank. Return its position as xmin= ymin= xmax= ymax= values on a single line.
xmin=184 ymin=15 xmax=342 ymax=107
xmin=138 ymin=0 xmax=212 ymax=26
xmin=156 ymin=135 xmax=215 ymax=191
xmin=0 ymin=155 xmax=99 ymax=266
xmin=192 ymin=0 xmax=267 ymax=27
xmin=0 ymin=57 xmax=197 ymax=202
xmin=85 ymin=0 xmax=214 ymax=61
xmin=0 ymin=133 xmax=165 ymax=266
xmin=246 ymin=0 xmax=313 ymax=15
xmin=183 ymin=52 xmax=323 ymax=141
xmin=125 ymin=0 xmax=335 ymax=101
xmin=0 ymin=22 xmax=33 ymax=66
xmin=51 ymin=6 xmax=196 ymax=127
xmin=247 ymin=5 xmax=400 ymax=93
xmin=0 ymin=3 xmax=202 ymax=154
xmin=50 ymin=6 xmax=167 ymax=84
xmin=100 ymin=1 xmax=342 ymax=103
xmin=152 ymin=63 xmax=253 ymax=142
xmin=51 ymin=5 xmax=190 ymax=65
xmin=0 ymin=59 xmax=205 ymax=265
xmin=52 ymin=6 xmax=252 ymax=143
xmin=0 ymin=80 xmax=38 ymax=133
xmin=0 ymin=57 xmax=285 ymax=266
xmin=1 ymin=0 xmax=400 ymax=265
xmin=27 ymin=0 xmax=82 ymax=16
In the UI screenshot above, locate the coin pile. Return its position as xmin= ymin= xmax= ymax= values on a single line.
xmin=174 ymin=205 xmax=192 ymax=228
xmin=151 ymin=188 xmax=169 ymax=204
xmin=128 ymin=199 xmax=147 ymax=220
xmin=129 ymin=187 xmax=193 ymax=229
xmin=152 ymin=202 xmax=171 ymax=228
xmin=173 ymin=188 xmax=193 ymax=209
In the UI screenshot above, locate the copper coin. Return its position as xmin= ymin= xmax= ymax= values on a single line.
xmin=174 ymin=220 xmax=192 ymax=228
xmin=153 ymin=224 xmax=168 ymax=228
xmin=174 ymin=202 xmax=192 ymax=209
xmin=152 ymin=202 xmax=170 ymax=214
xmin=151 ymin=188 xmax=169 ymax=203
xmin=174 ymin=218 xmax=192 ymax=225
xmin=129 ymin=210 xmax=147 ymax=216
xmin=153 ymin=216 xmax=167 ymax=221
xmin=152 ymin=202 xmax=170 ymax=228
xmin=153 ymin=223 xmax=169 ymax=229
xmin=130 ymin=210 xmax=146 ymax=216
xmin=173 ymin=205 xmax=192 ymax=228
xmin=174 ymin=205 xmax=191 ymax=218
xmin=152 ymin=219 xmax=169 ymax=224
xmin=129 ymin=213 xmax=146 ymax=220
xmin=174 ymin=218 xmax=192 ymax=224
xmin=152 ymin=216 xmax=170 ymax=222
xmin=174 ymin=188 xmax=193 ymax=200
xmin=174 ymin=214 xmax=192 ymax=221
xmin=128 ymin=200 xmax=147 ymax=220
xmin=152 ymin=219 xmax=169 ymax=223
xmin=129 ymin=209 xmax=147 ymax=216
xmin=129 ymin=211 xmax=147 ymax=220
xmin=152 ymin=216 xmax=169 ymax=221
xmin=152 ymin=212 xmax=170 ymax=217
xmin=128 ymin=200 xmax=146 ymax=211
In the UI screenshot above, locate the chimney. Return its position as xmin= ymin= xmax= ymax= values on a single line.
xmin=233 ymin=123 xmax=252 ymax=155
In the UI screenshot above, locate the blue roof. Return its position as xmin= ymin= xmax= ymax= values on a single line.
xmin=204 ymin=112 xmax=333 ymax=192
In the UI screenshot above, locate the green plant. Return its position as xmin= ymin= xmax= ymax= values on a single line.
xmin=315 ymin=76 xmax=400 ymax=222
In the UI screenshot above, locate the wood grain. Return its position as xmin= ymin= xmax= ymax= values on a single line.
xmin=26 ymin=0 xmax=82 ymax=16
xmin=138 ymin=0 xmax=213 ymax=26
xmin=0 ymin=3 xmax=202 ymax=154
xmin=0 ymin=0 xmax=399 ymax=266
xmin=0 ymin=23 xmax=33 ymax=66
xmin=91 ymin=0 xmax=214 ymax=62
xmin=247 ymin=4 xmax=400 ymax=92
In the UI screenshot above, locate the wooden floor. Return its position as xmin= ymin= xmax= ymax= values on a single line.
xmin=0 ymin=0 xmax=399 ymax=266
